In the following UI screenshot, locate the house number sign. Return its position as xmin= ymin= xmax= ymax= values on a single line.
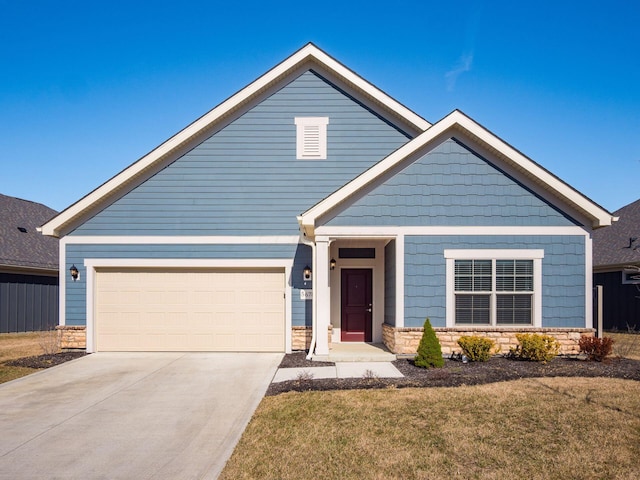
xmin=300 ymin=290 xmax=313 ymax=300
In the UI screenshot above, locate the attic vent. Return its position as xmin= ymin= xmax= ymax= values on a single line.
xmin=295 ymin=117 xmax=329 ymax=159
xmin=17 ymin=227 xmax=27 ymax=233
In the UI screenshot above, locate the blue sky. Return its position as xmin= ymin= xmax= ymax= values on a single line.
xmin=1 ymin=0 xmax=638 ymax=214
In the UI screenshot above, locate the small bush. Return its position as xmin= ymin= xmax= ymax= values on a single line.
xmin=414 ymin=318 xmax=444 ymax=368
xmin=579 ymin=336 xmax=614 ymax=362
xmin=457 ymin=336 xmax=495 ymax=362
xmin=509 ymin=333 xmax=559 ymax=363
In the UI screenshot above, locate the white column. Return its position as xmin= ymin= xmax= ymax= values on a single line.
xmin=314 ymin=237 xmax=331 ymax=355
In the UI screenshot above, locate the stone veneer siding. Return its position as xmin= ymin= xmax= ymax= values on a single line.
xmin=383 ymin=323 xmax=594 ymax=355
xmin=57 ymin=325 xmax=87 ymax=351
xmin=291 ymin=326 xmax=332 ymax=351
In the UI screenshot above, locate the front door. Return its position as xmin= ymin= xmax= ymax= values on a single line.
xmin=341 ymin=268 xmax=373 ymax=342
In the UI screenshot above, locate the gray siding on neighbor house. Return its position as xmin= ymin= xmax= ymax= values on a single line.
xmin=0 ymin=273 xmax=58 ymax=333
xmin=402 ymin=235 xmax=586 ymax=328
xmin=71 ymin=70 xmax=411 ymax=237
xmin=594 ymin=271 xmax=640 ymax=331
xmin=384 ymin=240 xmax=396 ymax=326
xmin=326 ymin=139 xmax=578 ymax=227
xmin=65 ymin=243 xmax=311 ymax=327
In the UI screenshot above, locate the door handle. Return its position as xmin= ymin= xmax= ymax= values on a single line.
xmin=366 ymin=304 xmax=372 ymax=313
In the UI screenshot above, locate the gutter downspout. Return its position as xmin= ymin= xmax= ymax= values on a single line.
xmin=298 ymin=225 xmax=316 ymax=360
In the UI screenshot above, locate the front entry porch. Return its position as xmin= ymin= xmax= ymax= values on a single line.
xmin=313 ymin=342 xmax=396 ymax=362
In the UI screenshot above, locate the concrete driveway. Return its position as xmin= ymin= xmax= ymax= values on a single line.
xmin=0 ymin=352 xmax=282 ymax=480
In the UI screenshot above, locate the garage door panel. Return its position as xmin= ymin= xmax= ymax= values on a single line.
xmin=95 ymin=269 xmax=285 ymax=352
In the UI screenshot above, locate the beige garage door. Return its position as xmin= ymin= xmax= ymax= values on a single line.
xmin=95 ymin=268 xmax=285 ymax=352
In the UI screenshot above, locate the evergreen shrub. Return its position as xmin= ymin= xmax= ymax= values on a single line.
xmin=414 ymin=318 xmax=444 ymax=368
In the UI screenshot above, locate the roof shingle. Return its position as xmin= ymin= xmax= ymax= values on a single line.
xmin=0 ymin=194 xmax=58 ymax=271
xmin=593 ymin=198 xmax=640 ymax=268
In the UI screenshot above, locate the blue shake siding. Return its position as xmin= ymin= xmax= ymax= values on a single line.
xmin=71 ymin=71 xmax=411 ymax=237
xmin=327 ymin=139 xmax=579 ymax=227
xmin=65 ymin=243 xmax=311 ymax=327
xmin=402 ymin=235 xmax=586 ymax=329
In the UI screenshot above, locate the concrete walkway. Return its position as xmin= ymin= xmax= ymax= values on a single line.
xmin=273 ymin=361 xmax=404 ymax=382
xmin=0 ymin=352 xmax=282 ymax=480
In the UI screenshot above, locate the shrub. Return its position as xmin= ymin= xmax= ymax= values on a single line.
xmin=457 ymin=336 xmax=495 ymax=362
xmin=509 ymin=333 xmax=560 ymax=363
xmin=414 ymin=318 xmax=444 ymax=368
xmin=579 ymin=336 xmax=614 ymax=362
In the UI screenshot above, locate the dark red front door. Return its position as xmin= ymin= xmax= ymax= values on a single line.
xmin=341 ymin=268 xmax=373 ymax=342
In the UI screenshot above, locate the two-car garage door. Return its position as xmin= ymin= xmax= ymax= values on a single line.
xmin=94 ymin=268 xmax=285 ymax=352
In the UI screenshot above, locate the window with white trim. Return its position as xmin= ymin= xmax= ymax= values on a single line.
xmin=295 ymin=117 xmax=328 ymax=159
xmin=445 ymin=250 xmax=544 ymax=327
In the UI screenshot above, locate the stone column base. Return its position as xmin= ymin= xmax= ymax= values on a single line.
xmin=382 ymin=323 xmax=594 ymax=355
xmin=291 ymin=326 xmax=332 ymax=351
xmin=56 ymin=326 xmax=86 ymax=351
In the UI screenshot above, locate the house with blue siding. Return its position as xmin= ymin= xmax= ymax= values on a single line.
xmin=40 ymin=44 xmax=615 ymax=355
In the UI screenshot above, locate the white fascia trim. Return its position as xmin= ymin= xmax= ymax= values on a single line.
xmin=41 ymin=44 xmax=429 ymax=238
xmin=301 ymin=110 xmax=614 ymax=233
xmin=315 ymin=226 xmax=589 ymax=237
xmin=62 ymin=235 xmax=300 ymax=245
xmin=448 ymin=112 xmax=614 ymax=228
xmin=83 ymin=258 xmax=293 ymax=353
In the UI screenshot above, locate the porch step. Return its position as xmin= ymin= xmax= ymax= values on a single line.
xmin=313 ymin=343 xmax=397 ymax=362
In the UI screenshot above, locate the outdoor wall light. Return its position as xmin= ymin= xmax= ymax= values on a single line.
xmin=70 ymin=264 xmax=79 ymax=282
xmin=330 ymin=258 xmax=336 ymax=270
xmin=303 ymin=265 xmax=312 ymax=282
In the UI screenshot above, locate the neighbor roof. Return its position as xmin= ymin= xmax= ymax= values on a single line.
xmin=299 ymin=110 xmax=616 ymax=235
xmin=593 ymin=198 xmax=640 ymax=268
xmin=0 ymin=194 xmax=58 ymax=271
xmin=40 ymin=43 xmax=431 ymax=238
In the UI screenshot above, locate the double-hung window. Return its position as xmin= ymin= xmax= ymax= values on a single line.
xmin=445 ymin=250 xmax=544 ymax=327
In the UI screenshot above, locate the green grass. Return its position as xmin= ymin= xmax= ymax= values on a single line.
xmin=220 ymin=377 xmax=640 ymax=480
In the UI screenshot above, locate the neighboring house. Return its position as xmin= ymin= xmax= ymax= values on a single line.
xmin=0 ymin=194 xmax=59 ymax=333
xmin=593 ymin=198 xmax=640 ymax=331
xmin=40 ymin=44 xmax=616 ymax=355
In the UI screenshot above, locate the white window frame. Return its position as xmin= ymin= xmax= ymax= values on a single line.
xmin=295 ymin=117 xmax=329 ymax=159
xmin=444 ymin=250 xmax=544 ymax=328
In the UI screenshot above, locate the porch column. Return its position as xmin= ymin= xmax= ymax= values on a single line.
xmin=314 ymin=237 xmax=331 ymax=355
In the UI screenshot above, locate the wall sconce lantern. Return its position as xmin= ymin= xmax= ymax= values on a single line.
xmin=69 ymin=264 xmax=79 ymax=282
xmin=303 ymin=265 xmax=312 ymax=282
xmin=330 ymin=258 xmax=336 ymax=270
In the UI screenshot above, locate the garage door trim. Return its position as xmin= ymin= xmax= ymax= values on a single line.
xmin=84 ymin=258 xmax=293 ymax=353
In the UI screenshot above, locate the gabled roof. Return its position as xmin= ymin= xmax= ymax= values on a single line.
xmin=0 ymin=194 xmax=58 ymax=271
xmin=593 ymin=198 xmax=640 ymax=268
xmin=299 ymin=110 xmax=616 ymax=235
xmin=40 ymin=43 xmax=431 ymax=238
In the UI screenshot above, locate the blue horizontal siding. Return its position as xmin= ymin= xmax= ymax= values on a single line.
xmin=403 ymin=235 xmax=586 ymax=328
xmin=71 ymin=70 xmax=411 ymax=236
xmin=327 ymin=139 xmax=579 ymax=227
xmin=65 ymin=243 xmax=311 ymax=328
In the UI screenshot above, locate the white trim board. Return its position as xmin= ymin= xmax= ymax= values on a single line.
xmin=62 ymin=235 xmax=301 ymax=245
xmin=315 ymin=226 xmax=590 ymax=237
xmin=83 ymin=258 xmax=293 ymax=354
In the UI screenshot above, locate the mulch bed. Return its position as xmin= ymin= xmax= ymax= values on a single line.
xmin=266 ymin=352 xmax=640 ymax=396
xmin=5 ymin=352 xmax=87 ymax=369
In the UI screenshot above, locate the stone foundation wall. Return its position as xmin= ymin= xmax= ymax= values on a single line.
xmin=56 ymin=325 xmax=86 ymax=351
xmin=291 ymin=326 xmax=332 ymax=351
xmin=383 ymin=323 xmax=594 ymax=355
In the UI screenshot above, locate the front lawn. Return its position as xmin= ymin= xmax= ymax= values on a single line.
xmin=220 ymin=377 xmax=640 ymax=479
